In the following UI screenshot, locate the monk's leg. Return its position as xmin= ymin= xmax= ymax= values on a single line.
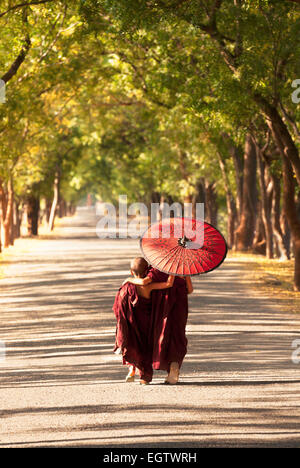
xmin=138 ymin=349 xmax=153 ymax=384
xmin=138 ymin=363 xmax=153 ymax=384
xmin=135 ymin=308 xmax=153 ymax=384
xmin=164 ymin=297 xmax=188 ymax=379
xmin=165 ymin=361 xmax=180 ymax=384
xmin=125 ymin=362 xmax=136 ymax=382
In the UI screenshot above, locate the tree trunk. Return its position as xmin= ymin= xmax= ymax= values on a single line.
xmin=46 ymin=199 xmax=52 ymax=223
xmin=12 ymin=200 xmax=21 ymax=240
xmin=204 ymin=180 xmax=218 ymax=227
xmin=3 ymin=176 xmax=13 ymax=248
xmin=151 ymin=192 xmax=160 ymax=204
xmin=66 ymin=203 xmax=73 ymax=216
xmin=147 ymin=192 xmax=159 ymax=221
xmin=296 ymin=192 xmax=300 ymax=222
xmin=255 ymin=141 xmax=273 ymax=258
xmin=275 ymin=151 xmax=300 ymax=287
xmin=280 ymin=212 xmax=291 ymax=260
xmin=222 ymin=133 xmax=243 ymax=223
xmin=257 ymin=143 xmax=289 ymax=260
xmin=281 ymin=153 xmax=300 ymax=291
xmin=69 ymin=203 xmax=76 ymax=216
xmin=252 ymin=202 xmax=266 ymax=255
xmin=293 ymin=237 xmax=300 ymax=292
xmin=86 ymin=194 xmax=93 ymax=207
xmin=48 ymin=169 xmax=60 ymax=231
xmin=217 ymin=150 xmax=237 ymax=249
xmin=0 ymin=178 xmax=4 ymax=253
xmin=253 ymin=94 xmax=300 ymax=187
xmin=192 ymin=178 xmax=205 ymax=219
xmin=27 ymin=195 xmax=40 ymax=236
xmin=258 ymin=96 xmax=300 ymax=288
xmin=270 ymin=173 xmax=289 ymax=260
xmin=58 ymin=197 xmax=67 ymax=218
xmin=234 ymin=135 xmax=257 ymax=251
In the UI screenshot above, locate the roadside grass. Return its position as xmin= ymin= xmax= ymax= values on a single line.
xmin=0 ymin=248 xmax=12 ymax=279
xmin=228 ymin=251 xmax=300 ymax=313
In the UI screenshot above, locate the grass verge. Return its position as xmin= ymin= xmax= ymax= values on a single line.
xmin=228 ymin=251 xmax=300 ymax=313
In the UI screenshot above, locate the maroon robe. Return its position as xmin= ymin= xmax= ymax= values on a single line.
xmin=113 ymin=268 xmax=189 ymax=378
xmin=147 ymin=267 xmax=189 ymax=373
xmin=113 ymin=283 xmax=153 ymax=381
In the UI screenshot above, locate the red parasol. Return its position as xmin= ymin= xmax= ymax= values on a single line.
xmin=140 ymin=217 xmax=227 ymax=276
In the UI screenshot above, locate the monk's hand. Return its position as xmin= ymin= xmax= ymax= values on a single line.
xmin=122 ymin=277 xmax=133 ymax=286
xmin=166 ymin=275 xmax=175 ymax=286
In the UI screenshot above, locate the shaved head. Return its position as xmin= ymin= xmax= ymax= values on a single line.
xmin=130 ymin=257 xmax=148 ymax=277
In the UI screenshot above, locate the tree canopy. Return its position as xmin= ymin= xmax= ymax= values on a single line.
xmin=0 ymin=0 xmax=300 ymax=288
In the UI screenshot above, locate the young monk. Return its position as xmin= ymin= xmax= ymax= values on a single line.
xmin=124 ymin=266 xmax=193 ymax=384
xmin=113 ymin=257 xmax=175 ymax=385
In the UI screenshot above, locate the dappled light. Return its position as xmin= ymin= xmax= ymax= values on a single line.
xmin=0 ymin=209 xmax=300 ymax=447
xmin=0 ymin=0 xmax=300 ymax=449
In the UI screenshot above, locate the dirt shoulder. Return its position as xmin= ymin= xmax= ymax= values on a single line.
xmin=227 ymin=251 xmax=300 ymax=314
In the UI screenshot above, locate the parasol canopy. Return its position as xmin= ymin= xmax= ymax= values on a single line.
xmin=140 ymin=217 xmax=227 ymax=276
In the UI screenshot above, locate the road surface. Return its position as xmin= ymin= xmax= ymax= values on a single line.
xmin=0 ymin=207 xmax=300 ymax=447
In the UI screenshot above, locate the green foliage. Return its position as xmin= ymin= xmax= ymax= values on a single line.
xmin=0 ymin=0 xmax=299 ymax=219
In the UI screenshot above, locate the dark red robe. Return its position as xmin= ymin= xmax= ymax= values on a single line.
xmin=147 ymin=267 xmax=188 ymax=373
xmin=113 ymin=283 xmax=153 ymax=381
xmin=113 ymin=268 xmax=189 ymax=378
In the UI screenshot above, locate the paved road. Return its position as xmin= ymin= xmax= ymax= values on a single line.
xmin=0 ymin=207 xmax=300 ymax=448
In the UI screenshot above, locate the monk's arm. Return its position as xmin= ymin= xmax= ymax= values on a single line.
xmin=185 ymin=276 xmax=193 ymax=294
xmin=149 ymin=275 xmax=175 ymax=291
xmin=122 ymin=276 xmax=152 ymax=286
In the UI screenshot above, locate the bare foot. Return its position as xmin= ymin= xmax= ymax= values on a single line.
xmin=125 ymin=365 xmax=136 ymax=382
xmin=165 ymin=362 xmax=179 ymax=385
xmin=140 ymin=379 xmax=150 ymax=385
